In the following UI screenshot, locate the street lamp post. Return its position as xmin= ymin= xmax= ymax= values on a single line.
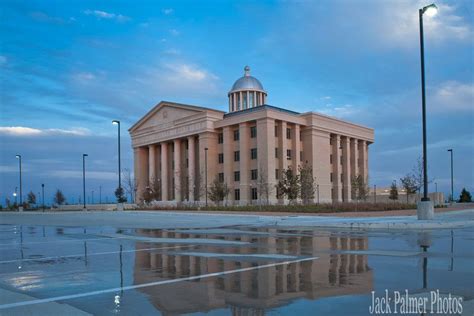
xmin=41 ymin=184 xmax=45 ymax=212
xmin=447 ymin=149 xmax=454 ymax=203
xmin=417 ymin=3 xmax=438 ymax=220
xmin=112 ymin=120 xmax=123 ymax=210
xmin=15 ymin=155 xmax=23 ymax=211
xmin=83 ymin=154 xmax=88 ymax=210
xmin=205 ymin=147 xmax=208 ymax=208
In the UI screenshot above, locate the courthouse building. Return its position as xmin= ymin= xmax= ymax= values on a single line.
xmin=129 ymin=66 xmax=374 ymax=205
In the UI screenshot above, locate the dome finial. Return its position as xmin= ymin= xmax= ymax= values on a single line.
xmin=244 ymin=65 xmax=250 ymax=76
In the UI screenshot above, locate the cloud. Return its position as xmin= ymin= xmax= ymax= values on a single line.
xmin=83 ymin=10 xmax=130 ymax=22
xmin=169 ymin=29 xmax=180 ymax=36
xmin=29 ymin=11 xmax=68 ymax=24
xmin=162 ymin=8 xmax=174 ymax=15
xmin=432 ymin=81 xmax=474 ymax=112
xmin=73 ymin=72 xmax=96 ymax=83
xmin=0 ymin=126 xmax=91 ymax=137
xmin=0 ymin=55 xmax=7 ymax=66
xmin=48 ymin=170 xmax=116 ymax=180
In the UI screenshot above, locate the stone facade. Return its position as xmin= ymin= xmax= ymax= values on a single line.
xmin=129 ymin=67 xmax=374 ymax=205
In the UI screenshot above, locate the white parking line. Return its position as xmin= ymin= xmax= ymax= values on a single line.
xmin=0 ymin=256 xmax=319 ymax=310
xmin=0 ymin=245 xmax=190 ymax=264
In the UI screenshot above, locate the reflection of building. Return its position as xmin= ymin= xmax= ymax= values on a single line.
xmin=129 ymin=66 xmax=374 ymax=205
xmin=133 ymin=229 xmax=373 ymax=315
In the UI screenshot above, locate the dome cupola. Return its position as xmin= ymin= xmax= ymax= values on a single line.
xmin=228 ymin=66 xmax=267 ymax=112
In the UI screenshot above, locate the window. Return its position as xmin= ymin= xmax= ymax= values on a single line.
xmin=250 ymin=92 xmax=254 ymax=107
xmin=243 ymin=92 xmax=248 ymax=109
xmin=234 ymin=171 xmax=240 ymax=182
xmin=275 ymin=169 xmax=279 ymax=180
xmin=330 ymin=173 xmax=333 ymax=182
xmin=341 ymin=173 xmax=344 ymax=182
xmin=218 ymin=133 xmax=223 ymax=144
xmin=234 ymin=130 xmax=239 ymax=141
xmin=251 ymin=169 xmax=258 ymax=180
xmin=185 ymin=141 xmax=189 ymax=150
xmin=300 ymin=131 xmax=302 ymax=140
xmin=251 ymin=148 xmax=257 ymax=160
xmin=286 ymin=149 xmax=292 ymax=160
xmin=329 ymin=137 xmax=333 ymax=145
xmin=234 ymin=151 xmax=240 ymax=162
xmin=330 ymin=154 xmax=333 ymax=164
xmin=234 ymin=189 xmax=240 ymax=201
xmin=300 ymin=151 xmax=303 ymax=162
xmin=286 ymin=128 xmax=291 ymax=139
xmin=250 ymin=126 xmax=257 ymax=138
xmin=186 ymin=158 xmax=189 ymax=168
xmin=218 ymin=173 xmax=224 ymax=183
xmin=275 ymin=148 xmax=278 ymax=158
xmin=218 ymin=153 xmax=224 ymax=164
xmin=251 ymin=187 xmax=258 ymax=200
xmin=340 ymin=155 xmax=343 ymax=165
xmin=275 ymin=125 xmax=278 ymax=137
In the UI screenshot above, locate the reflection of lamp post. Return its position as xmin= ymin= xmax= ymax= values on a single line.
xmin=447 ymin=149 xmax=454 ymax=203
xmin=15 ymin=155 xmax=22 ymax=211
xmin=417 ymin=3 xmax=438 ymax=219
xmin=204 ymin=147 xmax=208 ymax=207
xmin=83 ymin=154 xmax=88 ymax=210
xmin=417 ymin=231 xmax=432 ymax=289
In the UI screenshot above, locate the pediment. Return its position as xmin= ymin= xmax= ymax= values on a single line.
xmin=130 ymin=101 xmax=206 ymax=133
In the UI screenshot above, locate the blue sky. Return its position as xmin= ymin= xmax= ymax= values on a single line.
xmin=0 ymin=0 xmax=473 ymax=205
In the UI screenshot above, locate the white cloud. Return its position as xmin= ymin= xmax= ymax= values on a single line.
xmin=0 ymin=55 xmax=7 ymax=66
xmin=162 ymin=8 xmax=174 ymax=15
xmin=169 ymin=29 xmax=180 ymax=36
xmin=432 ymin=81 xmax=474 ymax=112
xmin=73 ymin=72 xmax=96 ymax=82
xmin=49 ymin=170 xmax=116 ymax=180
xmin=0 ymin=126 xmax=91 ymax=137
xmin=83 ymin=10 xmax=130 ymax=22
xmin=0 ymin=165 xmax=19 ymax=173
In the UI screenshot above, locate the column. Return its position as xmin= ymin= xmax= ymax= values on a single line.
xmin=223 ymin=127 xmax=234 ymax=203
xmin=188 ymin=136 xmax=195 ymax=202
xmin=350 ymin=139 xmax=358 ymax=176
xmin=134 ymin=147 xmax=148 ymax=203
xmin=359 ymin=140 xmax=367 ymax=184
xmin=292 ymin=124 xmax=301 ymax=171
xmin=239 ymin=123 xmax=250 ymax=203
xmin=332 ymin=135 xmax=342 ymax=202
xmin=246 ymin=92 xmax=250 ymax=109
xmin=148 ymin=145 xmax=156 ymax=185
xmin=342 ymin=137 xmax=351 ymax=202
xmin=174 ymin=139 xmax=181 ymax=202
xmin=239 ymin=91 xmax=243 ymax=109
xmin=257 ymin=118 xmax=276 ymax=204
xmin=161 ymin=142 xmax=168 ymax=201
xmin=278 ymin=121 xmax=288 ymax=171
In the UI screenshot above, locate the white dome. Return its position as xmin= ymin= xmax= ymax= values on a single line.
xmin=229 ymin=66 xmax=265 ymax=93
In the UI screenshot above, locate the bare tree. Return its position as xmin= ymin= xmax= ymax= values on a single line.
xmin=275 ymin=167 xmax=300 ymax=204
xmin=27 ymin=191 xmax=37 ymax=205
xmin=208 ymin=176 xmax=230 ymax=206
xmin=256 ymin=164 xmax=273 ymax=205
xmin=122 ymin=168 xmax=137 ymax=203
xmin=389 ymin=181 xmax=399 ymax=201
xmin=299 ymin=163 xmax=316 ymax=205
xmin=351 ymin=175 xmax=369 ymax=201
xmin=194 ymin=171 xmax=207 ymax=203
xmin=54 ymin=189 xmax=66 ymax=205
xmin=400 ymin=174 xmax=418 ymax=203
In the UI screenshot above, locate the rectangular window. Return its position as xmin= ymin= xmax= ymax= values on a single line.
xmin=218 ymin=173 xmax=224 ymax=183
xmin=251 ymin=188 xmax=258 ymax=200
xmin=234 ymin=189 xmax=240 ymax=201
xmin=341 ymin=173 xmax=344 ymax=183
xmin=286 ymin=149 xmax=292 ymax=160
xmin=251 ymin=148 xmax=257 ymax=160
xmin=340 ymin=155 xmax=343 ymax=165
xmin=300 ymin=151 xmax=303 ymax=162
xmin=186 ymin=158 xmax=189 ymax=168
xmin=275 ymin=169 xmax=279 ymax=180
xmin=251 ymin=169 xmax=258 ymax=180
xmin=330 ymin=173 xmax=333 ymax=182
xmin=274 ymin=125 xmax=278 ymax=137
xmin=234 ymin=151 xmax=240 ymax=162
xmin=330 ymin=154 xmax=333 ymax=164
xmin=286 ymin=128 xmax=291 ymax=139
xmin=218 ymin=153 xmax=224 ymax=164
xmin=250 ymin=126 xmax=257 ymax=138
xmin=234 ymin=171 xmax=240 ymax=182
xmin=185 ymin=141 xmax=189 ymax=150
xmin=233 ymin=130 xmax=239 ymax=141
xmin=275 ymin=148 xmax=278 ymax=158
xmin=218 ymin=133 xmax=224 ymax=144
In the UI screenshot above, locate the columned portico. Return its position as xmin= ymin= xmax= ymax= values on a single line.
xmin=342 ymin=136 xmax=351 ymax=202
xmin=173 ymin=139 xmax=181 ymax=202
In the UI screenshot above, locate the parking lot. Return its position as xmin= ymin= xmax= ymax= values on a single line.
xmin=0 ymin=211 xmax=473 ymax=315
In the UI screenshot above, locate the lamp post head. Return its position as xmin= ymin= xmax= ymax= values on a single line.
xmin=13 ymin=192 xmax=17 ymax=197
xmin=112 ymin=120 xmax=120 ymax=125
xmin=447 ymin=149 xmax=452 ymax=152
xmin=15 ymin=154 xmax=21 ymax=159
xmin=83 ymin=153 xmax=88 ymax=157
xmin=42 ymin=184 xmax=44 ymax=188
xmin=422 ymin=3 xmax=438 ymax=17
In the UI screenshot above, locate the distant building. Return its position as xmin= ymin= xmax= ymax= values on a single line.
xmin=129 ymin=66 xmax=374 ymax=205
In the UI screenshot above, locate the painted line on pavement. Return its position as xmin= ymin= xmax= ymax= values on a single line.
xmin=0 ymin=256 xmax=319 ymax=310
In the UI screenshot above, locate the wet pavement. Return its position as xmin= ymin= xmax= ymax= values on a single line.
xmin=0 ymin=219 xmax=473 ymax=315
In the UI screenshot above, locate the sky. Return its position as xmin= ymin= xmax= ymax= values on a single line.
xmin=0 ymin=0 xmax=473 ymax=205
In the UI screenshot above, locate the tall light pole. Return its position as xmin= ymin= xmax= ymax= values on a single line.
xmin=112 ymin=120 xmax=121 ymax=192
xmin=83 ymin=154 xmax=88 ymax=210
xmin=205 ymin=147 xmax=208 ymax=207
xmin=447 ymin=149 xmax=454 ymax=203
xmin=41 ymin=184 xmax=45 ymax=212
xmin=15 ymin=155 xmax=22 ymax=210
xmin=417 ymin=3 xmax=438 ymax=218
